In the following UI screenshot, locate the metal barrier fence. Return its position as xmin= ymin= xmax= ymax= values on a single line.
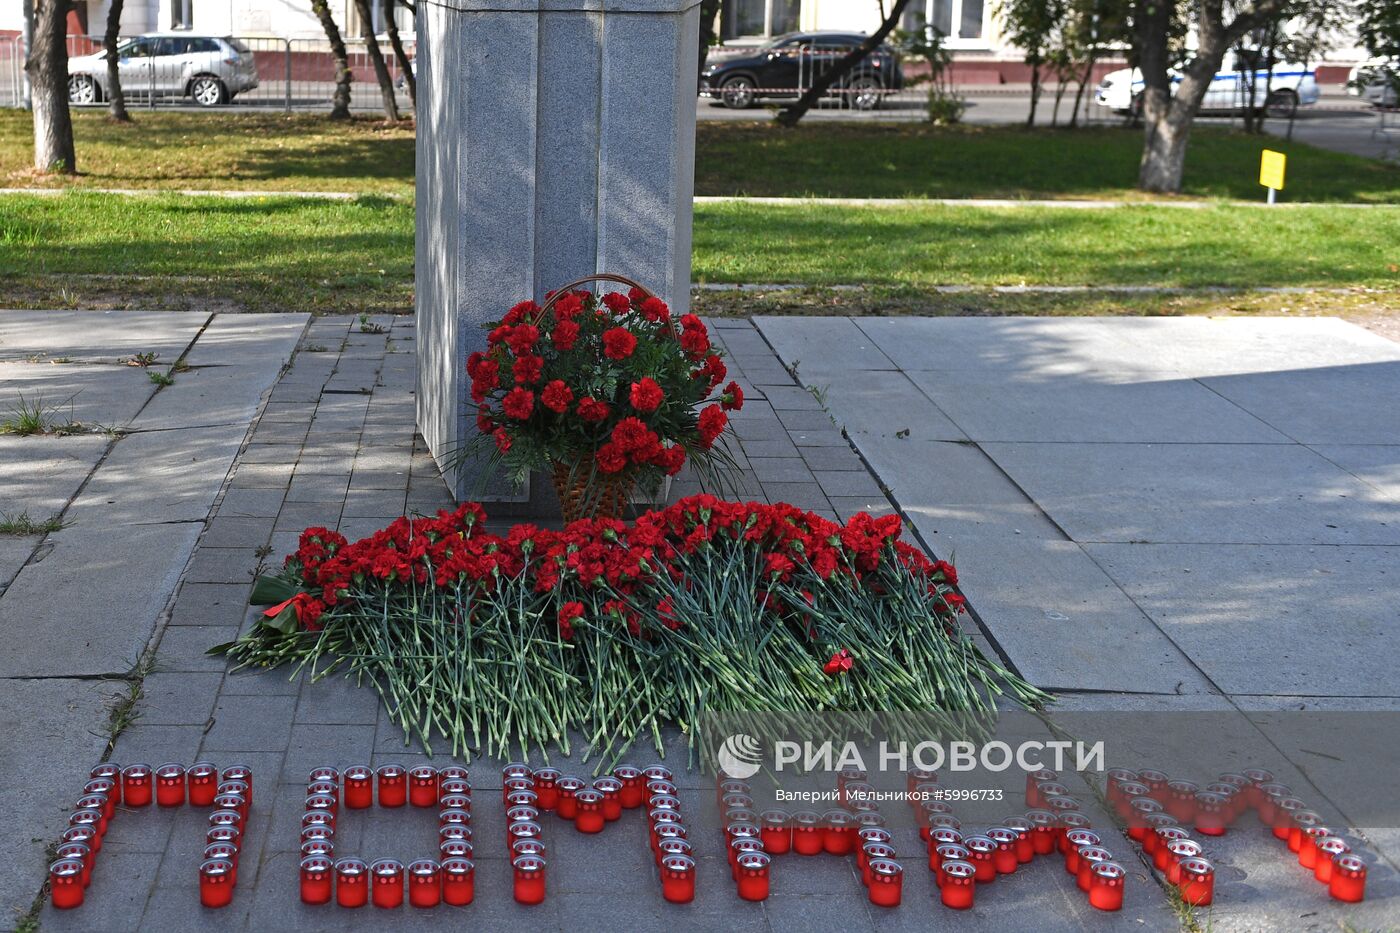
xmin=0 ymin=34 xmax=414 ymax=112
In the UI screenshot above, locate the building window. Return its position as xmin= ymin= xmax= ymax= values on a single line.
xmin=169 ymin=0 xmax=192 ymax=30
xmin=724 ymin=0 xmax=800 ymax=39
xmin=914 ymin=0 xmax=987 ymax=46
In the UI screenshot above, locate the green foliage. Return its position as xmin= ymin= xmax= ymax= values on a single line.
xmin=894 ymin=25 xmax=966 ymax=125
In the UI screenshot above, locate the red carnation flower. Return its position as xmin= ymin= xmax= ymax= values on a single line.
xmin=577 ymin=397 xmax=610 ymax=422
xmin=602 ymin=327 xmax=637 ymax=360
xmin=595 ymin=441 xmax=628 ymax=474
xmin=629 ymin=377 xmax=664 ymax=413
xmin=475 ymin=411 xmax=495 ymax=433
xmin=823 ymin=648 xmax=854 ymax=676
xmin=513 ymin=354 xmax=543 ymax=384
xmin=505 ymin=324 xmax=539 ymax=356
xmin=466 ymin=351 xmax=486 ymax=378
xmin=655 ymin=444 xmax=686 ymax=476
xmin=469 ymin=358 xmax=500 ymax=402
xmin=541 ymin=379 xmax=573 ymax=414
xmin=680 ymin=327 xmax=710 ymax=358
xmin=552 ymin=292 xmax=585 ymax=320
xmin=557 ymin=600 xmax=584 ymax=640
xmin=503 ymin=300 xmax=539 ymax=326
xmin=551 ymin=319 xmax=580 ymax=351
xmin=639 ymin=296 xmax=671 ymax=323
xmin=721 ymin=381 xmax=744 ymax=411
xmin=612 ymin=416 xmax=653 ymax=453
xmin=493 ymin=428 xmax=512 ymax=453
xmin=601 ymin=292 xmax=631 ymax=315
xmin=487 ymin=324 xmax=511 ymax=348
xmin=502 ymin=387 xmax=534 ymax=420
xmin=698 ymin=404 xmax=727 ymax=448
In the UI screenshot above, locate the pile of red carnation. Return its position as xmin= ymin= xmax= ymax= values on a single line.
xmin=465 ymin=287 xmax=742 ymax=498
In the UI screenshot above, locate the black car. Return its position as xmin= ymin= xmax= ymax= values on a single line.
xmin=700 ymin=31 xmax=904 ymax=111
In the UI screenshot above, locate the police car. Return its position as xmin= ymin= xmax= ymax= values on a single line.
xmin=1095 ymin=49 xmax=1320 ymax=117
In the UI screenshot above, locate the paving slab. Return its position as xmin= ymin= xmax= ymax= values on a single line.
xmin=1086 ymin=543 xmax=1400 ymax=696
xmin=0 ymin=309 xmax=207 ymax=363
xmin=1199 ymin=361 xmax=1400 ymax=445
xmin=0 ymin=677 xmax=123 ymax=924
xmin=753 ymin=315 xmax=898 ymax=373
xmin=1312 ymin=444 xmax=1400 ymax=503
xmin=906 ymin=369 xmax=1293 ymax=444
xmin=0 ymin=435 xmax=108 ymax=521
xmin=982 ymin=441 xmax=1400 ymax=546
xmin=0 ymin=360 xmax=158 ymax=429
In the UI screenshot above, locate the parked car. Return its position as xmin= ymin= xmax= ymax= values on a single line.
xmin=68 ymin=34 xmax=259 ymax=107
xmin=700 ymin=31 xmax=904 ymax=111
xmin=1348 ymin=58 xmax=1399 ymax=108
xmin=1095 ymin=49 xmax=1319 ymax=117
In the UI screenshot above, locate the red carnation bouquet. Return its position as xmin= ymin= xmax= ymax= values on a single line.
xmin=465 ymin=275 xmax=743 ymax=520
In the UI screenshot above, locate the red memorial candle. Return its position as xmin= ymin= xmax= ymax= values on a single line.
xmin=962 ymin=835 xmax=997 ymax=883
xmin=1076 ymin=846 xmax=1113 ymax=893
xmin=1165 ymin=839 xmax=1202 ymax=885
xmin=1329 ymin=854 xmax=1367 ymax=903
xmin=1002 ymin=816 xmax=1034 ymax=864
xmin=370 ymin=858 xmax=405 ymax=908
xmin=221 ymin=765 xmax=253 ymax=805
xmin=49 ymin=859 xmax=84 ymax=910
xmin=187 ymin=762 xmax=218 ymax=807
xmin=409 ymin=767 xmax=439 ymax=808
xmin=792 ymin=810 xmax=823 ymax=855
xmin=121 ymin=763 xmax=153 ymax=807
xmin=735 ymin=851 xmax=771 ymax=902
xmin=376 ymin=766 xmax=407 ymax=808
xmin=300 ymin=855 xmax=333 ymax=905
xmin=612 ymin=765 xmax=642 ymax=809
xmin=574 ymin=788 xmax=605 ymax=834
xmin=199 ymin=857 xmax=235 ymax=909
xmin=154 ymin=763 xmax=186 ymax=807
xmin=593 ymin=777 xmax=623 ymax=821
xmin=335 ymin=858 xmax=368 ymax=908
xmin=660 ymin=853 xmax=696 ymax=904
xmin=939 ymin=859 xmax=977 ymax=910
xmin=1177 ymin=857 xmax=1215 ymax=906
xmin=1025 ymin=809 xmax=1058 ymax=855
xmin=55 ymin=843 xmax=91 ymax=889
xmin=408 ymin=859 xmax=441 ymax=908
xmin=1089 ymin=860 xmax=1126 ymax=911
xmin=513 ymin=854 xmax=546 ymax=905
xmin=986 ymin=827 xmax=1020 ymax=875
xmin=1064 ymin=829 xmax=1099 ymax=875
xmin=555 ymin=777 xmax=585 ymax=820
xmin=867 ymin=858 xmax=903 ymax=908
xmin=1314 ymin=838 xmax=1351 ymax=885
xmin=760 ymin=809 xmax=792 ymax=854
xmin=442 ymin=857 xmax=475 ymax=906
xmin=823 ymin=809 xmax=855 ymax=855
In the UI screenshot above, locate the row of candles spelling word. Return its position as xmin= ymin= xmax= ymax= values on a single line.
xmin=717 ymin=770 xmax=906 ymax=906
xmin=298 ymin=765 xmax=476 ymax=907
xmin=1106 ymin=767 xmax=1366 ymax=904
xmin=50 ymin=763 xmax=253 ymax=910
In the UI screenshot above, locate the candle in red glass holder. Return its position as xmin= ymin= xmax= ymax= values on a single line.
xmin=335 ymin=858 xmax=368 ymax=908
xmin=207 ymin=825 xmax=241 ymax=851
xmin=1063 ymin=829 xmax=1099 ymax=875
xmin=756 ymin=809 xmax=789 ymax=854
xmin=502 ymin=777 xmax=535 ymax=806
xmin=920 ymin=799 xmax=953 ymax=841
xmin=659 ymin=853 xmax=696 ymax=904
xmin=1272 ymin=796 xmax=1306 ymax=841
xmin=1025 ymin=769 xmax=1057 ymax=808
xmin=1133 ymin=768 xmax=1166 ymax=799
xmin=502 ymin=762 xmax=533 ymax=782
xmin=1243 ymin=768 xmax=1275 ymax=806
xmin=508 ymin=820 xmax=543 ymax=852
xmin=1203 ymin=782 xmax=1242 ymax=824
xmin=301 ymin=811 xmax=332 ymax=836
xmin=62 ymin=825 xmax=99 ymax=858
xmin=1256 ymin=782 xmax=1291 ymax=825
xmin=986 ymin=827 xmax=1020 ymax=875
xmin=593 ymin=777 xmax=623 ymax=821
xmin=716 ymin=777 xmax=750 ymax=808
xmin=1104 ymin=768 xmax=1138 ymax=808
xmin=370 ymin=858 xmax=405 ymax=908
xmin=308 ymin=765 xmax=339 ymax=785
xmin=792 ymin=810 xmax=823 ymax=855
xmin=1142 ymin=813 xmax=1178 ymax=857
xmin=151 ymin=763 xmax=185 ymax=807
xmin=1177 ymin=857 xmax=1214 ymax=906
xmin=441 ymin=807 xmax=472 ymax=831
xmin=442 ymin=793 xmax=473 ymax=815
xmin=219 ymin=778 xmax=250 ymax=801
xmin=83 ymin=779 xmax=116 ymax=820
xmin=555 ymin=776 xmax=585 ymax=820
xmin=1299 ymin=824 xmax=1331 ymax=870
xmin=300 ymin=855 xmax=333 ymax=905
xmin=735 ymin=851 xmax=770 ymax=902
xmin=406 ymin=859 xmax=441 ymax=908
xmin=406 ymin=767 xmax=437 ymax=808
xmin=865 ymin=858 xmax=902 ymax=908
xmin=930 ymin=814 xmax=962 ymax=838
xmin=1153 ymin=827 xmax=1191 ymax=871
xmin=1194 ymin=791 xmax=1230 ymax=837
xmin=301 ymin=839 xmax=334 ymax=862
xmin=1165 ymin=780 xmax=1199 ymax=823
xmin=1112 ymin=780 xmax=1150 ymax=819
xmin=1089 ymin=860 xmax=1126 ymax=911
xmin=1329 ymin=853 xmax=1366 ymax=903
xmin=68 ymin=809 xmax=102 ymax=846
xmin=730 ymin=838 xmax=762 ymax=877
xmin=75 ymin=796 xmax=110 ymax=835
xmin=306 ymin=781 xmax=338 ymax=803
xmin=1024 ymin=809 xmax=1058 ymax=855
xmin=215 ymin=793 xmax=249 ymax=824
xmin=302 ymin=823 xmax=332 ymax=844
xmin=441 ymin=857 xmax=474 ymax=906
xmin=1046 ymin=795 xmax=1084 ymax=829
xmin=91 ymin=762 xmax=122 ymax=791
xmin=612 ymin=765 xmax=643 ymax=809
xmin=1287 ymin=810 xmax=1321 ymax=854
xmin=55 ymin=843 xmax=91 ymax=888
xmin=654 ymin=779 xmax=683 ymax=803
xmin=513 ymin=854 xmax=546 ymax=905
xmin=435 ymin=764 xmax=466 ymax=785
xmin=962 ymin=835 xmax=997 ymax=883
xmin=1056 ymin=812 xmax=1092 ymax=853
xmin=1314 ymin=838 xmax=1350 ymax=884
xmin=221 ymin=765 xmax=253 ymax=805
xmin=643 ymin=764 xmax=673 ymax=783
xmin=209 ymin=810 xmax=243 ymax=838
xmin=1127 ymin=797 xmax=1164 ymax=842
xmin=1165 ymin=839 xmax=1202 ymax=885
xmin=518 ymin=767 xmax=554 ymax=811
xmin=650 ymin=793 xmax=682 ymax=815
xmin=121 ymin=763 xmax=153 ymax=807
xmin=1035 ymin=780 xmax=1069 ymax=805
xmin=187 ymin=762 xmax=217 ymax=806
xmin=49 ymin=859 xmax=84 ymax=909
xmin=927 ymin=825 xmax=960 ymax=850
xmin=573 ymin=789 xmax=605 ymax=833
xmin=837 ymin=765 xmax=867 ymax=799
xmin=441 ymin=824 xmax=471 ymax=847
xmin=722 ymin=792 xmax=755 ymax=815
xmin=305 ymin=790 xmax=336 ymax=816
xmin=939 ymin=859 xmax=977 ymax=910
xmin=439 ymin=776 xmax=471 ymax=799
xmin=443 ymin=839 xmax=475 ymax=862
xmin=376 ymin=766 xmax=407 ymax=808
xmin=862 ymin=828 xmax=896 ymax=869
xmin=861 ymin=843 xmax=896 ymax=885
xmin=1076 ymin=846 xmax=1113 ymax=893
xmin=822 ymin=809 xmax=855 ymax=855
xmin=907 ymin=766 xmax=937 ymax=796
xmin=206 ymin=841 xmax=239 ymax=874
xmin=1001 ymin=816 xmax=1034 ymax=863
xmin=342 ymin=767 xmax=372 ymax=809
xmin=200 ymin=857 xmax=235 ymax=909
xmin=935 ymin=842 xmax=970 ymax=877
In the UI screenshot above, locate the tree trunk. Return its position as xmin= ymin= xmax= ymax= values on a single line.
xmin=386 ymin=0 xmax=415 ymax=111
xmin=1068 ymin=54 xmax=1095 ymax=129
xmin=776 ymin=0 xmax=914 ymax=127
xmin=1051 ymin=79 xmax=1068 ymax=125
xmin=354 ymin=0 xmax=400 ymax=122
xmin=697 ymin=0 xmax=720 ymax=82
xmin=103 ymin=0 xmax=131 ymax=122
xmin=1027 ymin=61 xmax=1041 ymax=126
xmin=26 ymin=0 xmax=75 ymax=173
xmin=311 ymin=0 xmax=354 ymax=120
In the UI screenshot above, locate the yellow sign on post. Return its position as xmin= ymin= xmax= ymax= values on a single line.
xmin=1260 ymin=149 xmax=1286 ymax=201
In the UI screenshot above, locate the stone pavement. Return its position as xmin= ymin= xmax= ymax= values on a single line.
xmin=9 ymin=310 xmax=1399 ymax=931
xmin=0 ymin=311 xmax=307 ymax=929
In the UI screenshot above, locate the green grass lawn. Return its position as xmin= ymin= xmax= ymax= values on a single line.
xmin=4 ymin=110 xmax=1398 ymax=203
xmin=2 ymin=191 xmax=1396 ymax=315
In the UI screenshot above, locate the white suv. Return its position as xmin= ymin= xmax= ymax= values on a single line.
xmin=68 ymin=34 xmax=260 ymax=107
xmin=1096 ymin=49 xmax=1320 ymax=117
